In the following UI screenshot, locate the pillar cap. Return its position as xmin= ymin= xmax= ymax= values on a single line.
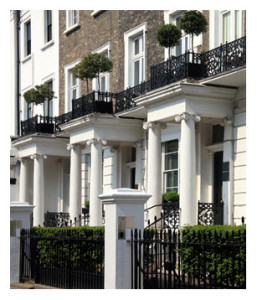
xmin=10 ymin=201 xmax=35 ymax=211
xmin=99 ymin=188 xmax=151 ymax=204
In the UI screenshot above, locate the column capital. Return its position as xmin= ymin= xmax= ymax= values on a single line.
xmin=134 ymin=140 xmax=143 ymax=148
xmin=110 ymin=145 xmax=118 ymax=153
xmin=143 ymin=121 xmax=167 ymax=130
xmin=86 ymin=138 xmax=107 ymax=146
xmin=223 ymin=115 xmax=233 ymax=125
xmin=30 ymin=153 xmax=47 ymax=160
xmin=67 ymin=143 xmax=85 ymax=151
xmin=16 ymin=156 xmax=29 ymax=162
xmin=175 ymin=112 xmax=201 ymax=123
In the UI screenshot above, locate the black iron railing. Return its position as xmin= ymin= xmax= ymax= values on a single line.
xmin=20 ymin=37 xmax=246 ymax=136
xmin=144 ymin=202 xmax=180 ymax=229
xmin=20 ymin=228 xmax=104 ymax=289
xmin=198 ymin=201 xmax=224 ymax=226
xmin=131 ymin=228 xmax=246 ymax=289
xmin=21 ymin=115 xmax=56 ymax=136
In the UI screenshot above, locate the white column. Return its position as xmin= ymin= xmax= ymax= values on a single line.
xmin=135 ymin=141 xmax=143 ymax=190
xmin=207 ymin=151 xmax=214 ymax=203
xmin=18 ymin=157 xmax=29 ymax=203
xmin=143 ymin=122 xmax=166 ymax=223
xmin=99 ymin=188 xmax=151 ymax=289
xmin=87 ymin=138 xmax=106 ymax=226
xmin=67 ymin=144 xmax=82 ymax=222
xmin=110 ymin=146 xmax=118 ymax=189
xmin=57 ymin=160 xmax=64 ymax=212
xmin=223 ymin=117 xmax=233 ymax=225
xmin=175 ymin=113 xmax=200 ymax=226
xmin=31 ymin=154 xmax=47 ymax=226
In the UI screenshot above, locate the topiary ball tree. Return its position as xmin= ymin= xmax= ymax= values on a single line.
xmin=179 ymin=10 xmax=208 ymax=52
xmin=156 ymin=24 xmax=182 ymax=59
xmin=73 ymin=53 xmax=113 ymax=94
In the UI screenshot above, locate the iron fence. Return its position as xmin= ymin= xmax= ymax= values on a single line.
xmin=131 ymin=228 xmax=246 ymax=289
xmin=20 ymin=228 xmax=104 ymax=289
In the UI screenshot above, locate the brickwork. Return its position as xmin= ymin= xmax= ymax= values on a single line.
xmin=59 ymin=10 xmax=164 ymax=114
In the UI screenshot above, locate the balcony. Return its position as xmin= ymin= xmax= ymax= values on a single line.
xmin=20 ymin=37 xmax=246 ymax=136
xmin=21 ymin=115 xmax=56 ymax=136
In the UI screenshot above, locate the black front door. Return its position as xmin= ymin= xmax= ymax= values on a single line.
xmin=213 ymin=151 xmax=224 ymax=224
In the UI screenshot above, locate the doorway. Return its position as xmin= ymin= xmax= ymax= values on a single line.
xmin=213 ymin=151 xmax=224 ymax=224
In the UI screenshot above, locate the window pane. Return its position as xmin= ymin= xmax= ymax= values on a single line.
xmin=26 ymin=21 xmax=31 ymax=55
xmin=165 ymin=140 xmax=178 ymax=153
xmin=72 ymin=89 xmax=77 ymax=99
xmin=100 ymin=76 xmax=106 ymax=92
xmin=235 ymin=10 xmax=240 ymax=39
xmin=134 ymin=39 xmax=139 ymax=55
xmin=165 ymin=153 xmax=178 ymax=170
xmin=72 ymin=74 xmax=77 ymax=87
xmin=73 ymin=10 xmax=78 ymax=25
xmin=165 ymin=171 xmax=178 ymax=188
xmin=223 ymin=12 xmax=231 ymax=43
xmin=49 ymin=100 xmax=53 ymax=117
xmin=134 ymin=60 xmax=140 ymax=85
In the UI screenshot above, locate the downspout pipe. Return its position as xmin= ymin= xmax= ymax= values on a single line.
xmin=16 ymin=10 xmax=20 ymax=136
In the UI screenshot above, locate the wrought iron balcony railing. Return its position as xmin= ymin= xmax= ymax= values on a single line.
xmin=20 ymin=37 xmax=246 ymax=136
xmin=21 ymin=115 xmax=56 ymax=136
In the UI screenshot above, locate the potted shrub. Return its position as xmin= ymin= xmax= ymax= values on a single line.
xmin=179 ymin=10 xmax=208 ymax=78
xmin=23 ymin=84 xmax=56 ymax=133
xmin=73 ymin=53 xmax=113 ymax=114
xmin=156 ymin=24 xmax=182 ymax=60
xmin=82 ymin=200 xmax=90 ymax=215
xmin=162 ymin=191 xmax=179 ymax=208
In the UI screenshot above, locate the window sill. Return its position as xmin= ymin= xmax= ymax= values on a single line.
xmin=41 ymin=40 xmax=54 ymax=51
xmin=63 ymin=24 xmax=80 ymax=35
xmin=91 ymin=10 xmax=103 ymax=17
xmin=21 ymin=54 xmax=32 ymax=64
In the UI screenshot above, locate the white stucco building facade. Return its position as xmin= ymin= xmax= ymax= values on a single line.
xmin=10 ymin=10 xmax=246 ymax=229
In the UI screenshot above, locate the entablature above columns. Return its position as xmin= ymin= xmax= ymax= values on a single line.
xmin=69 ymin=114 xmax=144 ymax=145
xmin=134 ymin=82 xmax=237 ymax=124
xmin=12 ymin=136 xmax=70 ymax=159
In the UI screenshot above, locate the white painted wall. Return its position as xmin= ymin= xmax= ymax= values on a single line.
xmin=19 ymin=10 xmax=59 ymax=120
xmin=233 ymin=86 xmax=246 ymax=224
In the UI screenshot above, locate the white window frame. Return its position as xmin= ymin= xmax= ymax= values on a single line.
xmin=43 ymin=79 xmax=54 ymax=118
xmin=64 ymin=60 xmax=81 ymax=113
xmin=162 ymin=140 xmax=179 ymax=193
xmin=124 ymin=22 xmax=147 ymax=89
xmin=24 ymin=19 xmax=31 ymax=58
xmin=65 ymin=10 xmax=79 ymax=32
xmin=210 ymin=10 xmax=244 ymax=48
xmin=44 ymin=10 xmax=53 ymax=44
xmin=219 ymin=10 xmax=243 ymax=44
xmin=92 ymin=42 xmax=111 ymax=93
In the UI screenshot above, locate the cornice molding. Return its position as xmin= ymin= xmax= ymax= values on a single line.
xmin=136 ymin=81 xmax=237 ymax=110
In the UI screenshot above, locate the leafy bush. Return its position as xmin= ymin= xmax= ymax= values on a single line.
xmin=178 ymin=225 xmax=246 ymax=288
xmin=30 ymin=226 xmax=104 ymax=271
xmin=162 ymin=191 xmax=179 ymax=204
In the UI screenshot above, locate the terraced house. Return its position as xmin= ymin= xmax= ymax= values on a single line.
xmin=10 ymin=10 xmax=246 ymax=229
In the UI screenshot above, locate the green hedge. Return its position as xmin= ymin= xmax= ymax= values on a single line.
xmin=162 ymin=191 xmax=179 ymax=204
xmin=30 ymin=226 xmax=104 ymax=271
xmin=178 ymin=225 xmax=246 ymax=288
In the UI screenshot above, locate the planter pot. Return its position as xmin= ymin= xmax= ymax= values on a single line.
xmin=95 ymin=101 xmax=113 ymax=114
xmin=186 ymin=63 xmax=207 ymax=79
xmin=36 ymin=123 xmax=54 ymax=134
